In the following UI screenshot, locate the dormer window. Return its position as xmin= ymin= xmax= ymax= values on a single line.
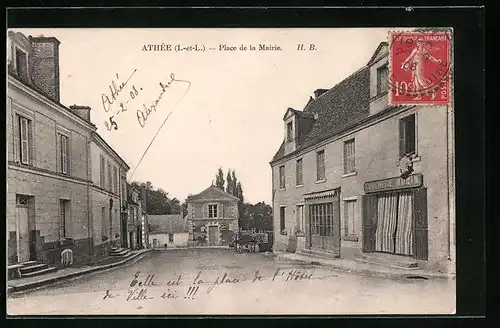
xmin=377 ymin=65 xmax=389 ymax=95
xmin=15 ymin=48 xmax=28 ymax=81
xmin=286 ymin=122 xmax=293 ymax=141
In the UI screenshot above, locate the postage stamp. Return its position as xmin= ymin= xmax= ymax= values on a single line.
xmin=388 ymin=31 xmax=451 ymax=106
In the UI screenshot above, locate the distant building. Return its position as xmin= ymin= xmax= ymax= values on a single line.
xmin=148 ymin=214 xmax=189 ymax=248
xmin=270 ymin=42 xmax=455 ymax=274
xmin=185 ymin=185 xmax=240 ymax=247
xmin=125 ymin=185 xmax=148 ymax=250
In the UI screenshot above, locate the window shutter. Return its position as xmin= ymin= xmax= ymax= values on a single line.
xmin=20 ymin=118 xmax=29 ymax=164
xmin=412 ymin=188 xmax=428 ymax=260
xmin=362 ymin=194 xmax=377 ymax=252
xmin=399 ymin=119 xmax=406 ymax=159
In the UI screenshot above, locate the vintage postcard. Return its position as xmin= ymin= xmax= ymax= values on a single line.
xmin=6 ymin=27 xmax=456 ymax=316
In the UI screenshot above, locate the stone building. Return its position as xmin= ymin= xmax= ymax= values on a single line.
xmin=185 ymin=185 xmax=239 ymax=247
xmin=7 ymin=31 xmax=95 ymax=266
xmin=7 ymin=30 xmax=131 ymax=268
xmin=125 ymin=185 xmax=148 ymax=250
xmin=270 ymin=42 xmax=455 ymax=275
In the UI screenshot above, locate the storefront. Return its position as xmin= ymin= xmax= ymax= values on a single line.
xmin=304 ymin=188 xmax=341 ymax=257
xmin=362 ymin=173 xmax=428 ymax=260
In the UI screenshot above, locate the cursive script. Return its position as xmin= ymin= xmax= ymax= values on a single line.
xmin=101 ymin=69 xmax=138 ymax=112
xmin=136 ymin=73 xmax=191 ymax=128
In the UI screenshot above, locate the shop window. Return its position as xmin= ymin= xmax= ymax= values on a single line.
xmin=310 ymin=203 xmax=334 ymax=236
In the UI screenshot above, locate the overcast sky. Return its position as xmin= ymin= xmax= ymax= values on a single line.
xmin=16 ymin=28 xmax=391 ymax=204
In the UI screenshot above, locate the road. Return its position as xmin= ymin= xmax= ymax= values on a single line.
xmin=7 ymin=248 xmax=455 ymax=315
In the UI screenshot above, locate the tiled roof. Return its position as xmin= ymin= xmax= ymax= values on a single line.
xmin=271 ymin=66 xmax=371 ymax=163
xmin=148 ymin=214 xmax=188 ymax=234
xmin=186 ymin=185 xmax=240 ymax=202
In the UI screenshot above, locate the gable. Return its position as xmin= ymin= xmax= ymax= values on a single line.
xmin=282 ymin=107 xmax=297 ymax=121
xmin=187 ymin=185 xmax=239 ymax=202
xmin=367 ymin=42 xmax=389 ymax=66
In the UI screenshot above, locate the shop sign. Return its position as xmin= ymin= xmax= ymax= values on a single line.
xmin=364 ymin=173 xmax=423 ymax=193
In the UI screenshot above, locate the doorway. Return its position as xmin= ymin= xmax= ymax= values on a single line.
xmin=16 ymin=194 xmax=35 ymax=263
xmin=208 ymin=225 xmax=219 ymax=246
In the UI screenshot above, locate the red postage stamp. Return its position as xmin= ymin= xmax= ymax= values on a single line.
xmin=389 ymin=31 xmax=451 ymax=106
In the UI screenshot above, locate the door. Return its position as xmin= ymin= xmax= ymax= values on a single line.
xmin=307 ymin=199 xmax=341 ymax=256
xmin=208 ymin=226 xmax=218 ymax=246
xmin=16 ymin=206 xmax=30 ymax=263
xmin=153 ymin=238 xmax=159 ymax=248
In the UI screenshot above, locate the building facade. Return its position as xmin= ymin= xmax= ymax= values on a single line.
xmin=7 ymin=31 xmax=95 ymax=266
xmin=7 ymin=31 xmax=132 ymax=268
xmin=185 ymin=185 xmax=240 ymax=247
xmin=90 ymin=133 xmax=130 ymax=259
xmin=125 ymin=185 xmax=148 ymax=250
xmin=270 ymin=42 xmax=455 ymax=274
xmin=148 ymin=214 xmax=189 ymax=248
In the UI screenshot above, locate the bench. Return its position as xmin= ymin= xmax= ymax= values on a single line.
xmin=8 ymin=264 xmax=24 ymax=279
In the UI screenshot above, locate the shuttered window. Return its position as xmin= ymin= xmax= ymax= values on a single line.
xmin=280 ymin=206 xmax=286 ymax=232
xmin=343 ymin=200 xmax=356 ymax=236
xmin=19 ymin=116 xmax=31 ymax=165
xmin=399 ymin=114 xmax=416 ymax=158
xmin=113 ymin=166 xmax=118 ymax=194
xmin=107 ymin=162 xmax=112 ymax=191
xmin=316 ymin=150 xmax=325 ymax=181
xmin=100 ymin=156 xmax=105 ymax=188
xmin=279 ymin=165 xmax=285 ymax=189
xmin=296 ymin=159 xmax=303 ymax=186
xmin=343 ymin=139 xmax=355 ymax=173
xmin=59 ymin=134 xmax=69 ymax=174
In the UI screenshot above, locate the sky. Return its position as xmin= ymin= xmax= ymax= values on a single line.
xmin=16 ymin=28 xmax=391 ymax=204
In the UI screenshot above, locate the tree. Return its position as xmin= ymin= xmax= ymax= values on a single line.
xmin=215 ymin=167 xmax=225 ymax=190
xmin=226 ymin=171 xmax=233 ymax=195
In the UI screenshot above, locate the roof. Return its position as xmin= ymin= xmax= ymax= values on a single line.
xmin=186 ymin=185 xmax=240 ymax=202
xmin=271 ymin=66 xmax=371 ymax=163
xmin=148 ymin=214 xmax=188 ymax=234
xmin=92 ymin=132 xmax=130 ymax=170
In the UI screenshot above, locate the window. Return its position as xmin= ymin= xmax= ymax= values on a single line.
xmin=208 ymin=204 xmax=218 ymax=218
xmin=316 ymin=150 xmax=325 ymax=181
xmin=343 ymin=200 xmax=356 ymax=237
xmin=296 ymin=159 xmax=303 ymax=186
xmin=310 ymin=203 xmax=334 ymax=236
xmin=399 ymin=114 xmax=416 ymax=158
xmin=296 ymin=205 xmax=304 ymax=233
xmin=169 ymin=234 xmax=174 ymax=243
xmin=113 ymin=167 xmax=118 ymax=194
xmin=343 ymin=139 xmax=356 ymax=174
xmin=279 ymin=165 xmax=286 ymax=189
xmin=100 ymin=156 xmax=105 ymax=188
xmin=59 ymin=200 xmax=70 ymax=239
xmin=280 ymin=206 xmax=286 ymax=232
xmin=15 ymin=48 xmax=28 ymax=80
xmin=377 ymin=65 xmax=389 ymax=95
xmin=107 ymin=162 xmax=112 ymax=191
xmin=59 ymin=134 xmax=69 ymax=174
xmin=18 ymin=116 xmax=32 ymax=165
xmin=286 ymin=122 xmax=293 ymax=141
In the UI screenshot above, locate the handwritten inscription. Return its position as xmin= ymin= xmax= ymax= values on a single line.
xmin=136 ymin=73 xmax=191 ymax=128
xmin=102 ymin=268 xmax=319 ymax=303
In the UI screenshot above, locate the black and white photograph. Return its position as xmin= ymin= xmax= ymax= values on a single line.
xmin=6 ymin=26 xmax=458 ymax=316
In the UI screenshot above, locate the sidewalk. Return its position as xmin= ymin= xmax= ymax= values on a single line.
xmin=7 ymin=249 xmax=152 ymax=294
xmin=275 ymin=251 xmax=455 ymax=280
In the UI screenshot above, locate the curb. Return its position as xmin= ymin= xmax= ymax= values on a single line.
xmin=275 ymin=253 xmax=455 ymax=281
xmin=7 ymin=250 xmax=153 ymax=294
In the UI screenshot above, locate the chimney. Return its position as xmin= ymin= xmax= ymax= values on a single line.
xmin=29 ymin=36 xmax=61 ymax=102
xmin=69 ymin=105 xmax=91 ymax=122
xmin=314 ymin=88 xmax=329 ymax=99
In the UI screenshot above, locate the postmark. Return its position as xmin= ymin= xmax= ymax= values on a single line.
xmin=388 ymin=31 xmax=451 ymax=106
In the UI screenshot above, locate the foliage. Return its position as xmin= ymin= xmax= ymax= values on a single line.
xmin=130 ymin=181 xmax=184 ymax=215
xmin=215 ymin=167 xmax=225 ymax=190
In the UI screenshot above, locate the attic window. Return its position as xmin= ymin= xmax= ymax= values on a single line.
xmin=15 ymin=48 xmax=28 ymax=81
xmin=377 ymin=65 xmax=389 ymax=95
xmin=286 ymin=122 xmax=293 ymax=141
